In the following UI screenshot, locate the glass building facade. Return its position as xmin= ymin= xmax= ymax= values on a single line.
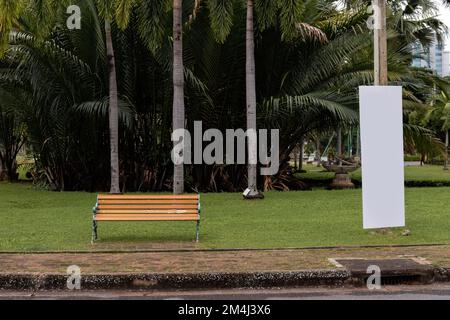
xmin=411 ymin=37 xmax=449 ymax=76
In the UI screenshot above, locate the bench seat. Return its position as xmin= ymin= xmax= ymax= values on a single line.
xmin=92 ymin=194 xmax=201 ymax=242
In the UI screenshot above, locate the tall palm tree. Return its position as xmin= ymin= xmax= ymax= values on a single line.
xmin=96 ymin=0 xmax=136 ymax=194
xmin=244 ymin=0 xmax=260 ymax=198
xmin=105 ymin=17 xmax=121 ymax=193
xmin=173 ymin=0 xmax=185 ymax=194
xmin=125 ymin=0 xmax=183 ymax=193
xmin=206 ymin=0 xmax=305 ymax=198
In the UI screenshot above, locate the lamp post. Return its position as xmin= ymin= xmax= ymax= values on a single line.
xmin=374 ymin=0 xmax=388 ymax=86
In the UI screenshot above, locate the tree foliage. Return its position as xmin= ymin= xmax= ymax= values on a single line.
xmin=0 ymin=0 xmax=447 ymax=190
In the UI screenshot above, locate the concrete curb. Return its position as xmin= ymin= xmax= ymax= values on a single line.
xmin=435 ymin=268 xmax=450 ymax=282
xmin=1 ymin=268 xmax=449 ymax=291
xmin=0 ymin=270 xmax=350 ymax=291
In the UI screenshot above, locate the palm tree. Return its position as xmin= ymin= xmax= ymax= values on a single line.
xmin=244 ymin=0 xmax=260 ymax=198
xmin=96 ymin=0 xmax=137 ymax=194
xmin=206 ymin=0 xmax=306 ymax=198
xmin=173 ymin=0 xmax=185 ymax=194
xmin=125 ymin=0 xmax=183 ymax=194
xmin=446 ymin=127 xmax=449 ymax=170
xmin=426 ymin=80 xmax=450 ymax=170
xmin=105 ymin=18 xmax=121 ymax=193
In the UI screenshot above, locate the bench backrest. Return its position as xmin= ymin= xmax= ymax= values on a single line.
xmin=94 ymin=194 xmax=200 ymax=221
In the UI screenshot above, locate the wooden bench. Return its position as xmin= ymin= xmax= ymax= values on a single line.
xmin=92 ymin=194 xmax=201 ymax=243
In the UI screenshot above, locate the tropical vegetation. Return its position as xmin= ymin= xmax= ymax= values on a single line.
xmin=0 ymin=0 xmax=449 ymax=194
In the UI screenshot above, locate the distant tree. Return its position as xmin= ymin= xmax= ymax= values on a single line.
xmin=426 ymin=80 xmax=450 ymax=170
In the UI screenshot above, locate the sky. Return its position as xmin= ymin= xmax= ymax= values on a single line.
xmin=438 ymin=2 xmax=450 ymax=50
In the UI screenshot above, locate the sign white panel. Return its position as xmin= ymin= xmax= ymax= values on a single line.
xmin=359 ymin=86 xmax=405 ymax=229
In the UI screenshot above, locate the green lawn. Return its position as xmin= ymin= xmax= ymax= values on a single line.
xmin=1 ymin=182 xmax=449 ymax=252
xmin=296 ymin=164 xmax=450 ymax=183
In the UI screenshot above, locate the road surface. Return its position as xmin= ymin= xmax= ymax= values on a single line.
xmin=1 ymin=284 xmax=450 ymax=300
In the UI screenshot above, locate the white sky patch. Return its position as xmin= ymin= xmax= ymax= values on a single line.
xmin=438 ymin=2 xmax=450 ymax=50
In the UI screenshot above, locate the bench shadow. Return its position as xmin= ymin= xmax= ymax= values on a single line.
xmin=91 ymin=233 xmax=201 ymax=250
xmin=98 ymin=234 xmax=194 ymax=243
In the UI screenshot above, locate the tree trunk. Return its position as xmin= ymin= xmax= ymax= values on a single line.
xmin=374 ymin=0 xmax=388 ymax=85
xmin=173 ymin=0 xmax=185 ymax=194
xmin=5 ymin=158 xmax=18 ymax=181
xmin=105 ymin=20 xmax=121 ymax=194
xmin=348 ymin=128 xmax=352 ymax=157
xmin=293 ymin=146 xmax=298 ymax=170
xmin=245 ymin=0 xmax=261 ymax=198
xmin=299 ymin=137 xmax=304 ymax=171
xmin=315 ymin=139 xmax=321 ymax=167
xmin=356 ymin=127 xmax=360 ymax=157
xmin=0 ymin=154 xmax=5 ymax=181
xmin=336 ymin=127 xmax=342 ymax=165
xmin=445 ymin=130 xmax=449 ymax=170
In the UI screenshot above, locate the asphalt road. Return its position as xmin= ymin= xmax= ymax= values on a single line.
xmin=2 ymin=284 xmax=450 ymax=300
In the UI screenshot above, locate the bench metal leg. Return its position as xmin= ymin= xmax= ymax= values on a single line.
xmin=91 ymin=220 xmax=98 ymax=244
xmin=195 ymin=220 xmax=200 ymax=242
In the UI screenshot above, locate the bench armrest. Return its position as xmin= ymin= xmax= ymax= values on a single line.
xmin=92 ymin=196 xmax=99 ymax=215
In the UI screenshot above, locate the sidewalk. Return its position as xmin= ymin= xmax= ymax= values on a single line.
xmin=1 ymin=245 xmax=449 ymax=290
xmin=1 ymin=245 xmax=449 ymax=273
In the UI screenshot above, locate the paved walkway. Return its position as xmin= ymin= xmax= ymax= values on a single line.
xmin=0 ymin=245 xmax=449 ymax=274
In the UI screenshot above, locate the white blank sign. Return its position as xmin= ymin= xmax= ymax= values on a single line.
xmin=359 ymin=86 xmax=405 ymax=229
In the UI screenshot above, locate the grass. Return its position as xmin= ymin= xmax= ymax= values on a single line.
xmin=0 ymin=182 xmax=449 ymax=252
xmin=296 ymin=164 xmax=450 ymax=183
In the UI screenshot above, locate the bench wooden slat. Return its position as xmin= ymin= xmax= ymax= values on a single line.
xmin=98 ymin=199 xmax=199 ymax=205
xmin=97 ymin=205 xmax=198 ymax=210
xmin=92 ymin=194 xmax=201 ymax=242
xmin=95 ymin=214 xmax=199 ymax=221
xmin=98 ymin=195 xmax=199 ymax=200
xmin=97 ymin=209 xmax=198 ymax=214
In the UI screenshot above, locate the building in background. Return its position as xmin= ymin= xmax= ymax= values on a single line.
xmin=412 ymin=37 xmax=449 ymax=76
xmin=443 ymin=50 xmax=450 ymax=77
